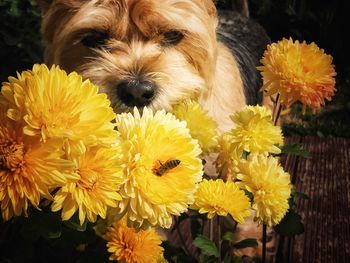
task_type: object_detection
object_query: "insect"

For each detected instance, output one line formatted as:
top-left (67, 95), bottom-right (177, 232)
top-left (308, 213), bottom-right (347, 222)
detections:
top-left (153, 159), bottom-right (181, 176)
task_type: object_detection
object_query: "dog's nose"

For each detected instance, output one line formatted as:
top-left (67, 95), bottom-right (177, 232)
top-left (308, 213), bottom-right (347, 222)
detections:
top-left (117, 79), bottom-right (156, 107)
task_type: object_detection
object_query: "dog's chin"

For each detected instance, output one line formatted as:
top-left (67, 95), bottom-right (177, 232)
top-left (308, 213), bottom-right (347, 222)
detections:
top-left (110, 99), bottom-right (156, 114)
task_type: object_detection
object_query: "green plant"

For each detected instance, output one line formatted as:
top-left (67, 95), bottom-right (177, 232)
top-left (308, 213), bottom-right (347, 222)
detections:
top-left (0, 0), bottom-right (43, 82)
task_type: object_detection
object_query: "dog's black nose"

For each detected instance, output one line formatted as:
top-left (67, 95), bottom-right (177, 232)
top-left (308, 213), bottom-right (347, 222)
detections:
top-left (117, 79), bottom-right (156, 107)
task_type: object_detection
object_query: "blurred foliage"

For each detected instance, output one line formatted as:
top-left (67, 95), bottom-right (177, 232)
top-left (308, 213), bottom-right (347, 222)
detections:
top-left (0, 208), bottom-right (109, 263)
top-left (282, 102), bottom-right (350, 138)
top-left (0, 0), bottom-right (43, 82)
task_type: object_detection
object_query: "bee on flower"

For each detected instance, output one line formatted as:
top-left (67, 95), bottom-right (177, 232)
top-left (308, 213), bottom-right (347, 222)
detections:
top-left (115, 107), bottom-right (203, 229)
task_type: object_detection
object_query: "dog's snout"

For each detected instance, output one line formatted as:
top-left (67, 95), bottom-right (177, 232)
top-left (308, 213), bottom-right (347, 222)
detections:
top-left (117, 79), bottom-right (156, 107)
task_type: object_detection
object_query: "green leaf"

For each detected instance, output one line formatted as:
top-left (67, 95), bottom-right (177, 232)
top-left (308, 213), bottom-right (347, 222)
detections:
top-left (280, 144), bottom-right (311, 158)
top-left (292, 190), bottom-right (309, 200)
top-left (241, 151), bottom-right (250, 160)
top-left (233, 238), bottom-right (258, 249)
top-left (63, 213), bottom-right (88, 232)
top-left (224, 254), bottom-right (231, 263)
top-left (21, 210), bottom-right (62, 240)
top-left (200, 254), bottom-right (219, 263)
top-left (193, 235), bottom-right (219, 258)
top-left (162, 241), bottom-right (193, 263)
top-left (223, 254), bottom-right (243, 263)
top-left (243, 189), bottom-right (254, 204)
top-left (222, 231), bottom-right (234, 242)
top-left (276, 210), bottom-right (304, 237)
top-left (288, 197), bottom-right (295, 208)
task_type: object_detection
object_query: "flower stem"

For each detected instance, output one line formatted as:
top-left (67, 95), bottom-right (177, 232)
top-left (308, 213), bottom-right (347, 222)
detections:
top-left (209, 217), bottom-right (214, 241)
top-left (272, 93), bottom-right (282, 125)
top-left (272, 93), bottom-right (280, 117)
top-left (274, 103), bottom-right (282, 126)
top-left (262, 224), bottom-right (267, 263)
top-left (217, 216), bottom-right (222, 262)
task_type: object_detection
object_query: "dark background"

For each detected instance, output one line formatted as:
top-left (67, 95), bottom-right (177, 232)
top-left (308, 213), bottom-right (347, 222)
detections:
top-left (0, 0), bottom-right (349, 136)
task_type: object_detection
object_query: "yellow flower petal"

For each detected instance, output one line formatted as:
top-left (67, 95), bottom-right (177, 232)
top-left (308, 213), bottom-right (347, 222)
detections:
top-left (191, 179), bottom-right (251, 224)
top-left (1, 64), bottom-right (118, 152)
top-left (237, 154), bottom-right (292, 226)
top-left (115, 107), bottom-right (203, 229)
top-left (0, 104), bottom-right (76, 220)
top-left (229, 105), bottom-right (283, 155)
top-left (105, 219), bottom-right (164, 263)
top-left (172, 100), bottom-right (218, 155)
top-left (52, 145), bottom-right (124, 225)
top-left (258, 38), bottom-right (336, 111)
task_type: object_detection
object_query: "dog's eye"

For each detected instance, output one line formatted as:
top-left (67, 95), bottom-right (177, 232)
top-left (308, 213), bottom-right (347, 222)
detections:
top-left (81, 31), bottom-right (109, 48)
top-left (162, 31), bottom-right (184, 46)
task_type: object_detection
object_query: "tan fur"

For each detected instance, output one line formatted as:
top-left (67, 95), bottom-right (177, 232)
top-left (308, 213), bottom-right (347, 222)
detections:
top-left (39, 0), bottom-right (245, 132)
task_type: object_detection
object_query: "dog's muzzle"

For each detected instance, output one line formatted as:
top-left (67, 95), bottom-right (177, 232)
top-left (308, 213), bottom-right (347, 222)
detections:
top-left (116, 78), bottom-right (156, 107)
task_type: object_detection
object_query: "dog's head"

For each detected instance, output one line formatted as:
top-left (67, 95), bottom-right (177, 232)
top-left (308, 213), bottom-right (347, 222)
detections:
top-left (37, 0), bottom-right (219, 113)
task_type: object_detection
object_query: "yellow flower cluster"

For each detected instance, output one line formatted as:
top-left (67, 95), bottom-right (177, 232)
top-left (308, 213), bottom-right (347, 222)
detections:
top-left (214, 134), bottom-right (241, 180)
top-left (228, 105), bottom-right (283, 155)
top-left (0, 104), bottom-right (75, 220)
top-left (213, 105), bottom-right (291, 226)
top-left (105, 217), bottom-right (164, 263)
top-left (115, 107), bottom-right (203, 229)
top-left (237, 155), bottom-right (292, 226)
top-left (1, 36), bottom-right (334, 260)
top-left (0, 64), bottom-right (123, 223)
top-left (172, 100), bottom-right (218, 155)
top-left (258, 38), bottom-right (336, 112)
top-left (191, 179), bottom-right (250, 223)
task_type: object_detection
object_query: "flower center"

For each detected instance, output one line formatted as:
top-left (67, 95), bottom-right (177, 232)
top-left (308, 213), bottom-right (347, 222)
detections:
top-left (255, 189), bottom-right (267, 202)
top-left (77, 168), bottom-right (98, 191)
top-left (0, 142), bottom-right (25, 171)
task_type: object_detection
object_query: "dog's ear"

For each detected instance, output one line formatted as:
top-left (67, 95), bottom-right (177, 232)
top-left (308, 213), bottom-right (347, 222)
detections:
top-left (36, 0), bottom-right (53, 13)
top-left (201, 0), bottom-right (217, 18)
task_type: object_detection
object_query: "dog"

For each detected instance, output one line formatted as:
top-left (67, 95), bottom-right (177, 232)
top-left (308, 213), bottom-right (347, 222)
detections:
top-left (36, 0), bottom-right (273, 260)
top-left (36, 0), bottom-right (269, 133)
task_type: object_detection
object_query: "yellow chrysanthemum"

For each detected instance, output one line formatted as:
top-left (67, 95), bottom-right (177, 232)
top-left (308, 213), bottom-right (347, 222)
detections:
top-left (0, 104), bottom-right (76, 220)
top-left (258, 38), bottom-right (336, 111)
top-left (52, 145), bottom-right (124, 225)
top-left (229, 105), bottom-right (283, 154)
top-left (1, 64), bottom-right (117, 154)
top-left (172, 100), bottom-right (218, 155)
top-left (236, 155), bottom-right (292, 226)
top-left (115, 108), bottom-right (203, 229)
top-left (214, 134), bottom-right (241, 181)
top-left (191, 179), bottom-right (251, 224)
top-left (105, 218), bottom-right (164, 263)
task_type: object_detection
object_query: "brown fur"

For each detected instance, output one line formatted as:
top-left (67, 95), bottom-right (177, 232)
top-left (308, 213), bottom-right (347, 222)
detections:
top-left (38, 0), bottom-right (246, 132)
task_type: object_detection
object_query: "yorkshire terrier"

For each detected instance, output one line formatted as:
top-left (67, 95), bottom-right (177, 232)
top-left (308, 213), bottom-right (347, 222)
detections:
top-left (37, 0), bottom-right (272, 260)
top-left (36, 0), bottom-right (269, 132)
